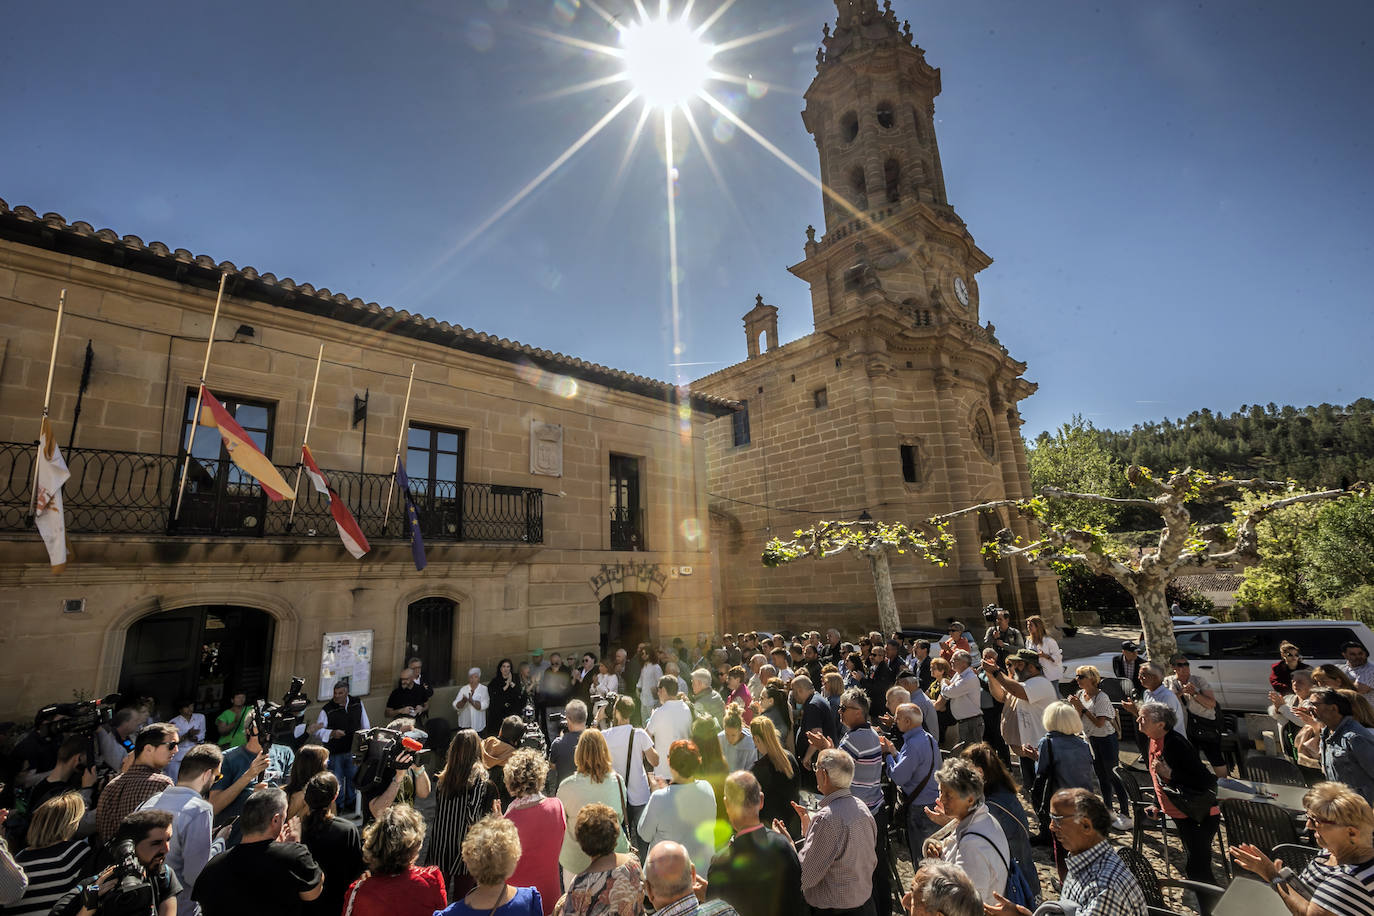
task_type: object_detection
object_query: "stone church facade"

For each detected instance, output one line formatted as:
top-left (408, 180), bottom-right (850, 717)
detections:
top-left (695, 0), bottom-right (1061, 633)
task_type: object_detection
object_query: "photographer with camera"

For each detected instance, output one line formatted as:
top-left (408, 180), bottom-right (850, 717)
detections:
top-left (358, 720), bottom-right (432, 825)
top-left (28, 735), bottom-right (99, 818)
top-left (51, 809), bottom-right (181, 916)
top-left (191, 787), bottom-right (323, 916)
top-left (208, 711), bottom-right (294, 846)
top-left (95, 723), bottom-right (178, 844)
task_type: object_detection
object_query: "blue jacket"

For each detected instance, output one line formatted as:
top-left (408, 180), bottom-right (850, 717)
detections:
top-left (1033, 732), bottom-right (1097, 814)
top-left (887, 725), bottom-right (941, 806)
top-left (1322, 716), bottom-right (1374, 798)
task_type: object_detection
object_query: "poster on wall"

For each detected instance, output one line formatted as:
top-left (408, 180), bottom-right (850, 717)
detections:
top-left (318, 629), bottom-right (374, 700)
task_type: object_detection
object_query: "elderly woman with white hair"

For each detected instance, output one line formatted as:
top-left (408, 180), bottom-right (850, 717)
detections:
top-left (921, 758), bottom-right (1009, 905)
top-left (1025, 701), bottom-right (1098, 877)
top-left (1137, 700), bottom-right (1220, 886)
top-left (454, 667), bottom-right (489, 734)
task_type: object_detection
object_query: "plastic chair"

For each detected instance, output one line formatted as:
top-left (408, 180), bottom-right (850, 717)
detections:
top-left (1115, 764), bottom-right (1170, 867)
top-left (1271, 843), bottom-right (1323, 874)
top-left (1118, 845), bottom-right (1227, 916)
top-left (1221, 797), bottom-right (1301, 861)
top-left (1244, 754), bottom-right (1307, 787)
top-left (1219, 713), bottom-right (1249, 774)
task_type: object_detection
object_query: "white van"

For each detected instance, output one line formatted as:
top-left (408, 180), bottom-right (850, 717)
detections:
top-left (1062, 618), bottom-right (1374, 713)
top-left (1173, 619), bottom-right (1374, 712)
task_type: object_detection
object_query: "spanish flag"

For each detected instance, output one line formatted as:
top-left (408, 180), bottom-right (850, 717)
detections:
top-left (34, 417), bottom-right (70, 572)
top-left (302, 444), bottom-right (369, 559)
top-left (198, 387), bottom-right (293, 500)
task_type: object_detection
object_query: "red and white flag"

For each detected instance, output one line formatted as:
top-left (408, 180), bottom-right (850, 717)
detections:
top-left (301, 444), bottom-right (370, 559)
top-left (34, 417), bottom-right (70, 572)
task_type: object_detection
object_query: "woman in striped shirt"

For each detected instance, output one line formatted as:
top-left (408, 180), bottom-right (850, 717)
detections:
top-left (10, 793), bottom-right (95, 916)
top-left (1232, 781), bottom-right (1374, 916)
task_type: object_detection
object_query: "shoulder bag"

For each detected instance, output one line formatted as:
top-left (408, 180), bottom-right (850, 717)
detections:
top-left (894, 731), bottom-right (939, 825)
top-left (967, 830), bottom-right (1036, 908)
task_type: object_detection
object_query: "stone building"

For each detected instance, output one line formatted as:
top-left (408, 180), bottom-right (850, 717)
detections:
top-left (695, 0), bottom-right (1061, 633)
top-left (0, 200), bottom-right (731, 722)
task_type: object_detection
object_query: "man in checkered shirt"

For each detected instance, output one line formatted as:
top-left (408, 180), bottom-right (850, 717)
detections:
top-left (986, 788), bottom-right (1146, 916)
top-left (95, 722), bottom-right (179, 843)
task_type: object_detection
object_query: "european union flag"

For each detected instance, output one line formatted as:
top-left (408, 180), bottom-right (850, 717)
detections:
top-left (395, 462), bottom-right (427, 571)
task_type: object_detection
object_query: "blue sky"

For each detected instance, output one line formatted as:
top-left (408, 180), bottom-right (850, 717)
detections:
top-left (4, 0), bottom-right (1371, 437)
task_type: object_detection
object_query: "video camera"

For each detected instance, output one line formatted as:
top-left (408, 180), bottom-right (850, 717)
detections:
top-left (80, 837), bottom-right (157, 916)
top-left (38, 697), bottom-right (114, 739)
top-left (352, 726), bottom-right (427, 793)
top-left (254, 676), bottom-right (309, 750)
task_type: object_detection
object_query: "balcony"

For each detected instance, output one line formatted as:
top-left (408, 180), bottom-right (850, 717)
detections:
top-left (609, 506), bottom-right (645, 551)
top-left (0, 441), bottom-right (542, 545)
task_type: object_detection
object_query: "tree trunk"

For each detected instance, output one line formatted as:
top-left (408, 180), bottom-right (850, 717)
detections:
top-left (1136, 580), bottom-right (1177, 662)
top-left (868, 549), bottom-right (903, 635)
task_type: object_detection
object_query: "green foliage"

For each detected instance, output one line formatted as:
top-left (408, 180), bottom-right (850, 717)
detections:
top-left (1166, 580), bottom-right (1215, 615)
top-left (1027, 416), bottom-right (1128, 529)
top-left (1320, 585), bottom-right (1374, 626)
top-left (1056, 564), bottom-right (1130, 614)
top-left (1301, 496), bottom-right (1374, 602)
top-left (762, 518), bottom-right (956, 568)
top-left (1085, 399), bottom-right (1374, 492)
top-left (1231, 493), bottom-right (1374, 617)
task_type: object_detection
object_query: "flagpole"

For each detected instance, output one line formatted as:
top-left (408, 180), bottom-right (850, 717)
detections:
top-left (173, 272), bottom-right (228, 522)
top-left (286, 343), bottom-right (325, 530)
top-left (382, 363), bottom-right (417, 530)
top-left (29, 288), bottom-right (66, 518)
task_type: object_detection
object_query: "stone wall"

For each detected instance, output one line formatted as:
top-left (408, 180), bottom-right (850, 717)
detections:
top-left (0, 239), bottom-right (719, 720)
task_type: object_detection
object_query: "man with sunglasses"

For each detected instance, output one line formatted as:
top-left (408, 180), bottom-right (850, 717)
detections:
top-left (95, 721), bottom-right (179, 842)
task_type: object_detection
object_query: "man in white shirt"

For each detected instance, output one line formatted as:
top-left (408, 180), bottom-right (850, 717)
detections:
top-left (936, 650), bottom-right (985, 745)
top-left (452, 666), bottom-right (488, 732)
top-left (984, 649), bottom-right (1057, 790)
top-left (140, 744), bottom-right (223, 916)
top-left (645, 675), bottom-right (694, 780)
top-left (602, 695), bottom-right (660, 852)
top-left (1123, 662), bottom-right (1186, 737)
top-left (1342, 641), bottom-right (1374, 695)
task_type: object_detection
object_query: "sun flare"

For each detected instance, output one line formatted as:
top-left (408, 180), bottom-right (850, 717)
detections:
top-left (620, 15), bottom-right (715, 110)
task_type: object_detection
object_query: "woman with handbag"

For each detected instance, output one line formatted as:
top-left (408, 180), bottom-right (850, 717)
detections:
top-left (555, 729), bottom-right (632, 887)
top-left (1026, 702), bottom-right (1098, 879)
top-left (1165, 655), bottom-right (1229, 777)
top-left (1137, 700), bottom-right (1220, 885)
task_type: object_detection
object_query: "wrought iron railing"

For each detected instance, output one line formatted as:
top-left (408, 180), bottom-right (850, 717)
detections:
top-left (609, 506), bottom-right (645, 551)
top-left (0, 441), bottom-right (542, 544)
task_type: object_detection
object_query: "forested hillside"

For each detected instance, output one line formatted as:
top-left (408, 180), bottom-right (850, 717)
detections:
top-left (1085, 399), bottom-right (1374, 489)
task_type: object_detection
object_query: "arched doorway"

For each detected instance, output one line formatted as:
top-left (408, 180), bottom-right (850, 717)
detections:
top-left (405, 597), bottom-right (456, 687)
top-left (599, 592), bottom-right (654, 660)
top-left (119, 606), bottom-right (275, 715)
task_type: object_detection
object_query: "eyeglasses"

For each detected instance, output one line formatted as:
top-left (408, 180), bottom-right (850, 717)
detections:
top-left (1306, 814), bottom-right (1337, 827)
top-left (1048, 813), bottom-right (1080, 824)
top-left (1074, 674), bottom-right (1091, 680)
top-left (1283, 652), bottom-right (1300, 658)
top-left (162, 741), bottom-right (180, 750)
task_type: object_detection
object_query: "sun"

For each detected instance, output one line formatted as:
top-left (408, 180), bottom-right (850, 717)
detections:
top-left (620, 15), bottom-right (714, 110)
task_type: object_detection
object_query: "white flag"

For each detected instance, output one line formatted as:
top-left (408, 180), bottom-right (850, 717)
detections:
top-left (34, 417), bottom-right (70, 572)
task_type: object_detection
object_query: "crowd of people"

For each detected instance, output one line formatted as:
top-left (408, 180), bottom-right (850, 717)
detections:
top-left (1, 618), bottom-right (1373, 916)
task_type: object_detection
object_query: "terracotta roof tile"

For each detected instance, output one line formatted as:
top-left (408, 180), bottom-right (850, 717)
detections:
top-left (0, 196), bottom-right (739, 415)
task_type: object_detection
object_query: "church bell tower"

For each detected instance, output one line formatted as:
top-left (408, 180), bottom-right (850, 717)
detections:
top-left (791, 0), bottom-right (991, 347)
